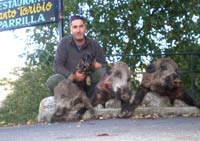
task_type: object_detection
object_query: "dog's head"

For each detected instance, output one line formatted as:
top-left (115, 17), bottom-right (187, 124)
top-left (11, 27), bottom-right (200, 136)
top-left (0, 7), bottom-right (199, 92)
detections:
top-left (76, 53), bottom-right (95, 75)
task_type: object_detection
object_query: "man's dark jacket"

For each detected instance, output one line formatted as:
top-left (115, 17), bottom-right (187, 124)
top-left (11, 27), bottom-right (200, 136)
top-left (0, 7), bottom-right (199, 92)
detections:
top-left (53, 35), bottom-right (107, 77)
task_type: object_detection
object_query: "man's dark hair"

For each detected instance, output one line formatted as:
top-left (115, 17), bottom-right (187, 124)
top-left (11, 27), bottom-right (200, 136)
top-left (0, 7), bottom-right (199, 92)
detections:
top-left (69, 15), bottom-right (86, 24)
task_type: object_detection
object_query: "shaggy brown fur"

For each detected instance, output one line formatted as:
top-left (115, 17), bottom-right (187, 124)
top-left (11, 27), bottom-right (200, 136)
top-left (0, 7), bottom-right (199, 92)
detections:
top-left (53, 79), bottom-right (94, 121)
top-left (130, 57), bottom-right (200, 112)
top-left (92, 61), bottom-right (132, 117)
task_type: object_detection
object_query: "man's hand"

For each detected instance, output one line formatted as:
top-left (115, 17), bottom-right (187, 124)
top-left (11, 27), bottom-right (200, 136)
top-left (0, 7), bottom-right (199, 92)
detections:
top-left (73, 70), bottom-right (86, 82)
top-left (92, 60), bottom-right (102, 69)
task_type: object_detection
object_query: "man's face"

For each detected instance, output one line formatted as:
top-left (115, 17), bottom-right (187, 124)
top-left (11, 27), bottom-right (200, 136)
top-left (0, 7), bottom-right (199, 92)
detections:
top-left (70, 19), bottom-right (86, 41)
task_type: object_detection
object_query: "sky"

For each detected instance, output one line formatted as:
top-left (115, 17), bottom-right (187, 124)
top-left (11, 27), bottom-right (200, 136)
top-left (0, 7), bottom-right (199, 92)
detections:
top-left (0, 28), bottom-right (27, 103)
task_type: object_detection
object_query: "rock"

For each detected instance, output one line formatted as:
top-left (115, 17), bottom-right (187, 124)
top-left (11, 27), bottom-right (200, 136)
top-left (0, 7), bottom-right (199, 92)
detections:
top-left (82, 110), bottom-right (94, 120)
top-left (174, 99), bottom-right (189, 107)
top-left (141, 92), bottom-right (171, 107)
top-left (37, 93), bottom-right (199, 123)
top-left (105, 99), bottom-right (121, 108)
top-left (94, 104), bottom-right (104, 110)
top-left (37, 96), bottom-right (56, 123)
top-left (140, 92), bottom-right (190, 107)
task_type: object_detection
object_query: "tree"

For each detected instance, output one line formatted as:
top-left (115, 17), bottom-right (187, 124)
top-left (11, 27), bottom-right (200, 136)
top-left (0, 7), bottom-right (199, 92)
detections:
top-left (25, 0), bottom-right (200, 69)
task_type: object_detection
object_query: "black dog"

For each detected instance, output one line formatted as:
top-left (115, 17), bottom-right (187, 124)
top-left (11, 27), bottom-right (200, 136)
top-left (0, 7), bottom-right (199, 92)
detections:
top-left (68, 52), bottom-right (95, 85)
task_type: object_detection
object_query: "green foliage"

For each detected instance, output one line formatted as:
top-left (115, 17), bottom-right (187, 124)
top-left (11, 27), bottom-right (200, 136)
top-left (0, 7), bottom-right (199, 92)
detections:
top-left (0, 66), bottom-right (53, 124)
top-left (21, 25), bottom-right (58, 68)
top-left (0, 0), bottom-right (199, 124)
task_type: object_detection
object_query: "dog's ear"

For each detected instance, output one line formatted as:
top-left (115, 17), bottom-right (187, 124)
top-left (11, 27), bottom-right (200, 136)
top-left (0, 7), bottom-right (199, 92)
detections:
top-left (76, 59), bottom-right (84, 69)
top-left (82, 52), bottom-right (95, 65)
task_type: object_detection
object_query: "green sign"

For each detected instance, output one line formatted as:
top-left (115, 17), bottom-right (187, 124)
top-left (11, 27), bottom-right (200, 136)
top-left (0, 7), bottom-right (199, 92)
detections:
top-left (0, 0), bottom-right (59, 31)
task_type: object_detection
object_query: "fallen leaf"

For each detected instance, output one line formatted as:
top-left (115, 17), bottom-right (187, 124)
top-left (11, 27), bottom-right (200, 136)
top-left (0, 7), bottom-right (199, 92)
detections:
top-left (96, 133), bottom-right (111, 136)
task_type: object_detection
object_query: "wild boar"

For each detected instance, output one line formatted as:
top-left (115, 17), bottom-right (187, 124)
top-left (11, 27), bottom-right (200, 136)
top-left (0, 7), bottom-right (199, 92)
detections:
top-left (92, 61), bottom-right (132, 117)
top-left (130, 57), bottom-right (200, 112)
top-left (53, 79), bottom-right (94, 121)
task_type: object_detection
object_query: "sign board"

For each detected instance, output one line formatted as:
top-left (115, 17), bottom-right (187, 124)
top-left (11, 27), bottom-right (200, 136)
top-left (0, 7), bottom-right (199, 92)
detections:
top-left (0, 0), bottom-right (59, 31)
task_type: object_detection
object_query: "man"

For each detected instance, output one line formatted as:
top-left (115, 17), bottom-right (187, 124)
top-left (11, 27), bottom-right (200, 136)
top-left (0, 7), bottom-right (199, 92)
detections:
top-left (46, 15), bottom-right (107, 98)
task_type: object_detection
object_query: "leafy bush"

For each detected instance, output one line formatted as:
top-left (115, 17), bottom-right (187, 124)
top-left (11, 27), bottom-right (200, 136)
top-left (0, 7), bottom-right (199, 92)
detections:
top-left (0, 66), bottom-right (53, 124)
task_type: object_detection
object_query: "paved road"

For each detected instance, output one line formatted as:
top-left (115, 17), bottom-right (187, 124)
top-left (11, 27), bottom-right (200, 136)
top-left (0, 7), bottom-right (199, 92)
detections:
top-left (0, 117), bottom-right (200, 141)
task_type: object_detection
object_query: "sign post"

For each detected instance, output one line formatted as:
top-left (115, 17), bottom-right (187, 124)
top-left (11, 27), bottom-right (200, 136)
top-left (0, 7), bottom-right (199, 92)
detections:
top-left (58, 0), bottom-right (64, 41)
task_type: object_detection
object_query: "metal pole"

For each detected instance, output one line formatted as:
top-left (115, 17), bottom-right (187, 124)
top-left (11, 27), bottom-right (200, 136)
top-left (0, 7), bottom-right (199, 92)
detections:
top-left (191, 54), bottom-right (195, 96)
top-left (58, 0), bottom-right (64, 41)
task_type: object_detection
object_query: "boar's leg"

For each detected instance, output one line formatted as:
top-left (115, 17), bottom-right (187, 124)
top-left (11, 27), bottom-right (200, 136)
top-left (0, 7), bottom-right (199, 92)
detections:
top-left (74, 107), bottom-right (87, 120)
top-left (118, 100), bottom-right (132, 118)
top-left (90, 88), bottom-right (99, 106)
top-left (74, 93), bottom-right (95, 120)
top-left (115, 88), bottom-right (132, 118)
top-left (82, 96), bottom-right (95, 115)
top-left (175, 89), bottom-right (200, 109)
top-left (130, 85), bottom-right (150, 111)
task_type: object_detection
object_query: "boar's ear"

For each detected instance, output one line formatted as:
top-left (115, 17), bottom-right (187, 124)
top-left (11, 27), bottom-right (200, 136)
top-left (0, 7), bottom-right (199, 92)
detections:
top-left (145, 63), bottom-right (156, 73)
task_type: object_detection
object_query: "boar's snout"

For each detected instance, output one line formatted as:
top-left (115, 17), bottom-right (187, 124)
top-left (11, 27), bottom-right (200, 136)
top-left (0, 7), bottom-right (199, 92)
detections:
top-left (164, 73), bottom-right (182, 89)
top-left (121, 94), bottom-right (130, 101)
top-left (116, 87), bottom-right (131, 101)
top-left (55, 101), bottom-right (67, 117)
top-left (55, 106), bottom-right (66, 117)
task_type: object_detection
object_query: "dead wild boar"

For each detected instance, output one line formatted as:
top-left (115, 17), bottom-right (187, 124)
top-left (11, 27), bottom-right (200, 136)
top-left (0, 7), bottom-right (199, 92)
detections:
top-left (53, 79), bottom-right (94, 121)
top-left (130, 57), bottom-right (200, 112)
top-left (92, 61), bottom-right (132, 117)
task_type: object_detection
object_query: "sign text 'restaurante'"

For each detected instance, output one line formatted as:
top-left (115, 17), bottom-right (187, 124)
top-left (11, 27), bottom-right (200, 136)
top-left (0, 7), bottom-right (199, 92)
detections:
top-left (0, 0), bottom-right (58, 31)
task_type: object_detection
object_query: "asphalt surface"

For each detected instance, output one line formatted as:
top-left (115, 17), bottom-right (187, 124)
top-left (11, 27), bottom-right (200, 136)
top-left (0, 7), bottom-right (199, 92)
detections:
top-left (0, 117), bottom-right (200, 141)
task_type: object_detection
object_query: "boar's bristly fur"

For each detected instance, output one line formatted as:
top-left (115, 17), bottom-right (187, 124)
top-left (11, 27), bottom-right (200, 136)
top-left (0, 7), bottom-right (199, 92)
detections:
top-left (130, 57), bottom-right (200, 112)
